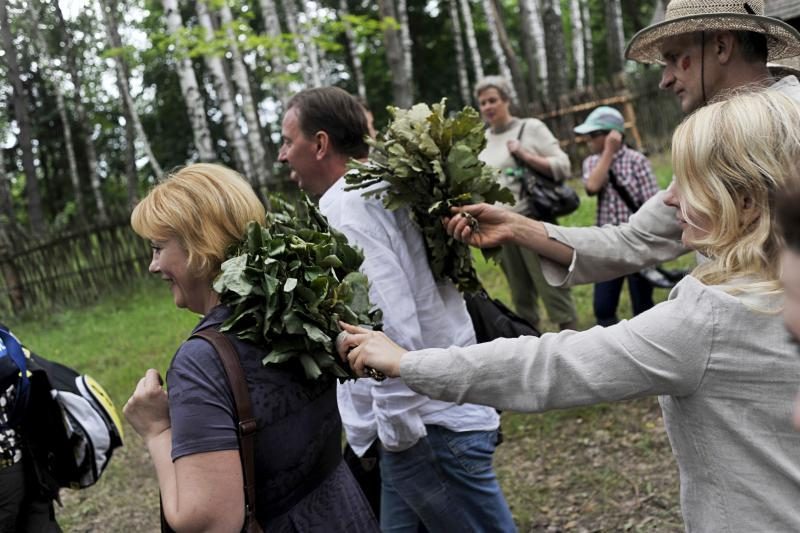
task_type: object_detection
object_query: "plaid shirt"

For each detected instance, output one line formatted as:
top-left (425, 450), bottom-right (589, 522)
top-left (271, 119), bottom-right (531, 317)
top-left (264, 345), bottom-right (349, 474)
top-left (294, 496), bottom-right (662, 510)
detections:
top-left (582, 145), bottom-right (659, 226)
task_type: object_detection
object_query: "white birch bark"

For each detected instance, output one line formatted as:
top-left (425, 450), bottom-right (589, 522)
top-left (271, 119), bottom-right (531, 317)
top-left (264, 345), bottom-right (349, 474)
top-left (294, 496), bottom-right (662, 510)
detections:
top-left (31, 15), bottom-right (89, 223)
top-left (98, 0), bottom-right (164, 180)
top-left (161, 0), bottom-right (216, 162)
top-left (524, 0), bottom-right (548, 98)
top-left (481, 0), bottom-right (516, 101)
top-left (196, 0), bottom-right (254, 180)
top-left (605, 0), bottom-right (625, 74)
top-left (569, 0), bottom-right (585, 89)
top-left (448, 0), bottom-right (471, 105)
top-left (218, 1), bottom-right (271, 192)
top-left (396, 0), bottom-right (413, 82)
top-left (378, 0), bottom-right (413, 107)
top-left (517, 0), bottom-right (539, 101)
top-left (581, 0), bottom-right (594, 87)
top-left (458, 0), bottom-right (484, 81)
top-left (283, 0), bottom-right (320, 87)
top-left (339, 0), bottom-right (366, 100)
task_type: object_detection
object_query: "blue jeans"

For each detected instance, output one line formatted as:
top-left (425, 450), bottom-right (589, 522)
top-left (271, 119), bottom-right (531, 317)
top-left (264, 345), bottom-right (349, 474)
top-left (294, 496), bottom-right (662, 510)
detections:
top-left (593, 273), bottom-right (654, 327)
top-left (378, 425), bottom-right (516, 533)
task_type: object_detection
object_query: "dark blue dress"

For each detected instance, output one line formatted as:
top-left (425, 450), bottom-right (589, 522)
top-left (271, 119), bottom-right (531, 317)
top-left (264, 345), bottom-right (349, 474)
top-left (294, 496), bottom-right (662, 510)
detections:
top-left (167, 306), bottom-right (377, 532)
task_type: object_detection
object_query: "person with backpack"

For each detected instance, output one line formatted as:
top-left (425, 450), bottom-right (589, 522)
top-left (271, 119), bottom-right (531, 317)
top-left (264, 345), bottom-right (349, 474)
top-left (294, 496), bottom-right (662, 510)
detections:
top-left (575, 106), bottom-right (659, 326)
top-left (124, 163), bottom-right (377, 532)
top-left (0, 327), bottom-right (60, 533)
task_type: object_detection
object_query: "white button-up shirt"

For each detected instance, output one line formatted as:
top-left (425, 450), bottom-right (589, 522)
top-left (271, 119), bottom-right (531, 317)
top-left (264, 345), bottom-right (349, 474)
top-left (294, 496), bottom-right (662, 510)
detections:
top-left (320, 177), bottom-right (499, 454)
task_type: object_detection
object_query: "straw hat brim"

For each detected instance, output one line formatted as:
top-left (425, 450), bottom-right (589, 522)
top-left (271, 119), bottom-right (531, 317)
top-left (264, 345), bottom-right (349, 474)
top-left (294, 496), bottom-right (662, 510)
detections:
top-left (625, 13), bottom-right (800, 64)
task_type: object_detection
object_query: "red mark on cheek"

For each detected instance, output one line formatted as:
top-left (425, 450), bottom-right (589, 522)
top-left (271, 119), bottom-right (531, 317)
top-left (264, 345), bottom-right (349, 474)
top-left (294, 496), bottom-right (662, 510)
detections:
top-left (681, 56), bottom-right (691, 71)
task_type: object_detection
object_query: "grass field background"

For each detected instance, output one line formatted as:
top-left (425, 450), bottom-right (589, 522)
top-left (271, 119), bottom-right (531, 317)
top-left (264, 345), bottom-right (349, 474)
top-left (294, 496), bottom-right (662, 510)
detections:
top-left (8, 152), bottom-right (691, 531)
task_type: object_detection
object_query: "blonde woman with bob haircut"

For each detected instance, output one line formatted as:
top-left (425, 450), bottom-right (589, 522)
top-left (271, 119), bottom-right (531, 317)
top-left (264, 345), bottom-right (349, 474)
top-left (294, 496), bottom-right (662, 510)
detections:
top-left (338, 90), bottom-right (800, 531)
top-left (124, 163), bottom-right (377, 532)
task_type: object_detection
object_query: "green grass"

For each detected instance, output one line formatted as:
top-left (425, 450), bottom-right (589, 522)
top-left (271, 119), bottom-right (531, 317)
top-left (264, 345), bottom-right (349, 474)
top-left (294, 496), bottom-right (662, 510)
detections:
top-left (8, 151), bottom-right (686, 530)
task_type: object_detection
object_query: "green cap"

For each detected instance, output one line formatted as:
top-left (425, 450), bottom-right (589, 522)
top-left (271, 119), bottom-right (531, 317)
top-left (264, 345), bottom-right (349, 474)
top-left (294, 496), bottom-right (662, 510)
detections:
top-left (574, 106), bottom-right (625, 135)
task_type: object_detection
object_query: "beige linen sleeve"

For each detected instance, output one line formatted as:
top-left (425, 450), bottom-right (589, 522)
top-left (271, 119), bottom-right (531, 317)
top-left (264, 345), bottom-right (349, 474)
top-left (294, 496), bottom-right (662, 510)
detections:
top-left (523, 118), bottom-right (571, 182)
top-left (399, 278), bottom-right (713, 412)
top-left (539, 190), bottom-right (689, 287)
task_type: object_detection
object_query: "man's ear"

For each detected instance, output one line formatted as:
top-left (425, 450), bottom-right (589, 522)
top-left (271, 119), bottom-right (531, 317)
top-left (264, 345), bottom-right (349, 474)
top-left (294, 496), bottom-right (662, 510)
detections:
top-left (314, 131), bottom-right (330, 160)
top-left (714, 31), bottom-right (736, 65)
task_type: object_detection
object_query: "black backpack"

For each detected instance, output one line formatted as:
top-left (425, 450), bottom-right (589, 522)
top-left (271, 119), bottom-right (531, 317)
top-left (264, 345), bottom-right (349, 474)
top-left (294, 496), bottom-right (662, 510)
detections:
top-left (0, 327), bottom-right (124, 498)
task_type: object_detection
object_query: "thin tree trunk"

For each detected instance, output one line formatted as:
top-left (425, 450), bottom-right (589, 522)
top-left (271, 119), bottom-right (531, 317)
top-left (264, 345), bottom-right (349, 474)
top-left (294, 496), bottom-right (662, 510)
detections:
top-left (458, 0), bottom-right (483, 81)
top-left (523, 0), bottom-right (548, 100)
top-left (218, 1), bottom-right (271, 194)
top-left (98, 0), bottom-right (164, 181)
top-left (581, 0), bottom-right (594, 86)
top-left (257, 0), bottom-right (288, 101)
top-left (480, 0), bottom-right (517, 102)
top-left (30, 10), bottom-right (88, 225)
top-left (541, 0), bottom-right (567, 101)
top-left (52, 0), bottom-right (103, 221)
top-left (161, 0), bottom-right (216, 162)
top-left (0, 0), bottom-right (45, 233)
top-left (490, 0), bottom-right (528, 108)
top-left (339, 0), bottom-right (366, 100)
top-left (448, 0), bottom-right (471, 106)
top-left (569, 0), bottom-right (585, 89)
top-left (283, 0), bottom-right (320, 87)
top-left (0, 149), bottom-right (14, 224)
top-left (396, 0), bottom-right (413, 83)
top-left (377, 0), bottom-right (413, 107)
top-left (605, 0), bottom-right (625, 75)
top-left (517, 0), bottom-right (540, 103)
top-left (124, 114), bottom-right (138, 209)
top-left (195, 0), bottom-right (254, 180)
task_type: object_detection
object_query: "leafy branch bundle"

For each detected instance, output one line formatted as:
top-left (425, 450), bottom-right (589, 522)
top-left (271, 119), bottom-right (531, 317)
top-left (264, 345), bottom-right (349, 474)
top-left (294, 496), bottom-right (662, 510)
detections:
top-left (345, 99), bottom-right (513, 293)
top-left (213, 195), bottom-right (381, 381)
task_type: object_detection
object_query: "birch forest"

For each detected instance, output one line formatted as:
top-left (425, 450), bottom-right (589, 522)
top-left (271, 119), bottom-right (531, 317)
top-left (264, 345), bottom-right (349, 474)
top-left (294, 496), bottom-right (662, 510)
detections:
top-left (0, 0), bottom-right (660, 236)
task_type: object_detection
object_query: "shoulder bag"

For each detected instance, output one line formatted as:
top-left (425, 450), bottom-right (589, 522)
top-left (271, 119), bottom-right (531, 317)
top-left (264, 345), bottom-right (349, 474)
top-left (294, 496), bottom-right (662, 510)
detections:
top-left (463, 287), bottom-right (540, 343)
top-left (510, 121), bottom-right (580, 221)
top-left (161, 328), bottom-right (263, 533)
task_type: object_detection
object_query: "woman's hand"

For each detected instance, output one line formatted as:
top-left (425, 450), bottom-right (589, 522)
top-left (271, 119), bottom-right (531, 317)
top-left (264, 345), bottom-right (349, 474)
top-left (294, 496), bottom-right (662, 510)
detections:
top-left (336, 322), bottom-right (407, 379)
top-left (506, 139), bottom-right (521, 155)
top-left (443, 203), bottom-right (515, 248)
top-left (124, 368), bottom-right (171, 442)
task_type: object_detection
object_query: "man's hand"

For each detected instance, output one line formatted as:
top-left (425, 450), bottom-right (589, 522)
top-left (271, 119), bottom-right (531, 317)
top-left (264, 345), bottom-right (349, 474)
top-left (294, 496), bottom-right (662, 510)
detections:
top-left (604, 130), bottom-right (623, 153)
top-left (443, 203), bottom-right (515, 248)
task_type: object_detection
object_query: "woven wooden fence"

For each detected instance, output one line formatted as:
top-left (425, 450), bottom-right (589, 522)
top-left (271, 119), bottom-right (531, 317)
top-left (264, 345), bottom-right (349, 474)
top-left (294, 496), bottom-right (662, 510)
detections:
top-left (0, 221), bottom-right (151, 316)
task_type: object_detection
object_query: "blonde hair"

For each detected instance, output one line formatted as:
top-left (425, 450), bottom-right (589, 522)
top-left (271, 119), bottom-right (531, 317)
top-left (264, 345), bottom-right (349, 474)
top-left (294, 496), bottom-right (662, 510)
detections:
top-left (671, 89), bottom-right (800, 293)
top-left (131, 163), bottom-right (265, 279)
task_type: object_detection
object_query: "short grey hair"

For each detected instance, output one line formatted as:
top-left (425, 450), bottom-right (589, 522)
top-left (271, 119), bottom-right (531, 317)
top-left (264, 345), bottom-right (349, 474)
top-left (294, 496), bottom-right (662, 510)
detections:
top-left (474, 75), bottom-right (513, 102)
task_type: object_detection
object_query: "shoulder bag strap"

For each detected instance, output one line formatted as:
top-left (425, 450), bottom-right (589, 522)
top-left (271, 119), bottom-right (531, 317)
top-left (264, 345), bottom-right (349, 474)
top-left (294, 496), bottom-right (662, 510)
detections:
top-left (192, 329), bottom-right (261, 533)
top-left (606, 167), bottom-right (641, 213)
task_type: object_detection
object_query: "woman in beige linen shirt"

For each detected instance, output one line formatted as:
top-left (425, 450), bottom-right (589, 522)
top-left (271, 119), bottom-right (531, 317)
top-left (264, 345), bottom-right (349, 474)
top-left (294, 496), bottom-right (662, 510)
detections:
top-left (338, 90), bottom-right (800, 531)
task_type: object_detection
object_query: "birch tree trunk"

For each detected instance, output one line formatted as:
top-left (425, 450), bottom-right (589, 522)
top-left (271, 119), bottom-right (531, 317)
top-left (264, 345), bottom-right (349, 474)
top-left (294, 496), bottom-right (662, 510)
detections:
top-left (196, 0), bottom-right (254, 181)
top-left (605, 0), bottom-right (625, 75)
top-left (581, 0), bottom-right (594, 87)
top-left (161, 0), bottom-right (216, 162)
top-left (480, 0), bottom-right (517, 102)
top-left (339, 0), bottom-right (366, 100)
top-left (523, 0), bottom-right (548, 100)
top-left (541, 0), bottom-right (568, 102)
top-left (448, 0), bottom-right (471, 106)
top-left (569, 0), bottom-right (585, 89)
top-left (283, 0), bottom-right (320, 87)
top-left (257, 0), bottom-right (288, 100)
top-left (98, 0), bottom-right (164, 181)
top-left (30, 11), bottom-right (88, 225)
top-left (377, 0), bottom-right (413, 107)
top-left (0, 149), bottom-right (15, 225)
top-left (517, 0), bottom-right (540, 102)
top-left (0, 150), bottom-right (24, 312)
top-left (0, 0), bottom-right (45, 233)
top-left (52, 0), bottom-right (104, 219)
top-left (218, 1), bottom-right (271, 193)
top-left (396, 0), bottom-right (413, 83)
top-left (458, 0), bottom-right (483, 81)
top-left (490, 0), bottom-right (528, 108)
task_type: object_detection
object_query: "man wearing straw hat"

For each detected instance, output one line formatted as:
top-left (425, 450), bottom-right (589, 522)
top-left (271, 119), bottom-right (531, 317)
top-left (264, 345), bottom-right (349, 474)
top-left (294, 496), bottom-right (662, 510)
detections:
top-left (448, 0), bottom-right (800, 289)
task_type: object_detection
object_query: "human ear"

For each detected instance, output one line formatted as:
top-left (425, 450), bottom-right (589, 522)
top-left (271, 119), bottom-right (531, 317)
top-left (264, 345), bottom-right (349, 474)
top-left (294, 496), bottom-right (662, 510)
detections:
top-left (314, 131), bottom-right (329, 160)
top-left (715, 31), bottom-right (735, 65)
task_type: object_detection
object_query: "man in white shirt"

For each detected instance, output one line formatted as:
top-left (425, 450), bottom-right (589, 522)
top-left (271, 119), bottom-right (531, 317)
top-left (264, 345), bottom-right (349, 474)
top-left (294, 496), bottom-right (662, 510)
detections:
top-left (278, 87), bottom-right (515, 532)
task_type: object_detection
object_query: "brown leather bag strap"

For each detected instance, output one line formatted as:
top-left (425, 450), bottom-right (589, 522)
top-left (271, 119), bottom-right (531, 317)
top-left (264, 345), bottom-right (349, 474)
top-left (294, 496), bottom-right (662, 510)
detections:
top-left (192, 329), bottom-right (262, 533)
